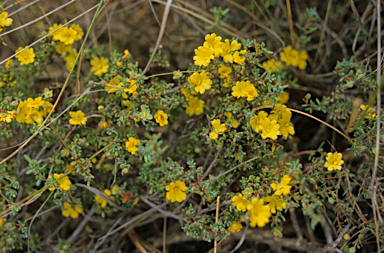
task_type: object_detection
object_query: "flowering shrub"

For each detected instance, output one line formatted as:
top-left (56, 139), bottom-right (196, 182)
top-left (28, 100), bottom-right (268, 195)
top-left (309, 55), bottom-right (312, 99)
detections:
top-left (0, 2), bottom-right (383, 252)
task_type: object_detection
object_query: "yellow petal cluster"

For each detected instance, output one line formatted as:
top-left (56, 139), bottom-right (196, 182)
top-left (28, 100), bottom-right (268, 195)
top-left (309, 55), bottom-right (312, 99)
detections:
top-left (270, 175), bottom-right (292, 196)
top-left (324, 152), bottom-right (344, 171)
top-left (231, 81), bottom-right (258, 101)
top-left (154, 110), bottom-right (169, 126)
top-left (231, 193), bottom-right (250, 212)
top-left (95, 189), bottom-right (112, 208)
top-left (188, 71), bottom-right (212, 94)
top-left (62, 202), bottom-right (83, 219)
top-left (228, 222), bottom-right (242, 233)
top-left (262, 59), bottom-right (282, 73)
top-left (69, 110), bottom-right (87, 126)
top-left (185, 96), bottom-right (204, 116)
top-left (90, 57), bottom-right (109, 77)
top-left (0, 12), bottom-right (13, 27)
top-left (165, 181), bottom-right (188, 202)
top-left (247, 198), bottom-right (271, 227)
top-left (209, 119), bottom-right (227, 140)
top-left (280, 46), bottom-right (308, 70)
top-left (48, 173), bottom-right (72, 191)
top-left (15, 47), bottom-right (35, 65)
top-left (16, 97), bottom-right (54, 126)
top-left (126, 137), bottom-right (140, 154)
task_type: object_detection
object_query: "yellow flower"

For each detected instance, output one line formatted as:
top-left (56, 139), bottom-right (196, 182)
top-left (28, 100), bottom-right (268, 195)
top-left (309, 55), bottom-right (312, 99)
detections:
top-left (126, 137), bottom-right (140, 154)
top-left (26, 97), bottom-right (45, 108)
top-left (15, 47), bottom-right (35, 65)
top-left (262, 59), bottom-right (282, 73)
top-left (62, 202), bottom-right (83, 219)
top-left (360, 105), bottom-right (377, 119)
top-left (221, 39), bottom-right (242, 63)
top-left (263, 195), bottom-right (286, 214)
top-left (64, 48), bottom-right (78, 70)
top-left (250, 111), bottom-right (268, 132)
top-left (25, 109), bottom-right (43, 125)
top-left (259, 118), bottom-right (280, 139)
top-left (247, 198), bottom-right (271, 227)
top-left (0, 111), bottom-right (16, 123)
top-left (116, 61), bottom-right (122, 67)
top-left (0, 12), bottom-right (13, 27)
top-left (233, 50), bottom-right (246, 65)
top-left (40, 101), bottom-right (54, 117)
top-left (188, 71), bottom-right (212, 94)
top-left (69, 110), bottom-right (87, 126)
top-left (209, 119), bottom-right (227, 140)
top-left (57, 27), bottom-right (77, 45)
top-left (71, 24), bottom-right (84, 41)
top-left (277, 92), bottom-right (289, 104)
top-left (203, 33), bottom-right (223, 57)
top-left (55, 42), bottom-right (72, 54)
top-left (124, 49), bottom-right (130, 56)
top-left (228, 222), bottom-right (242, 233)
top-left (232, 81), bottom-right (257, 101)
top-left (90, 57), bottom-right (109, 77)
top-left (124, 79), bottom-right (138, 94)
top-left (154, 110), bottom-right (169, 126)
top-left (95, 189), bottom-right (112, 208)
top-left (16, 101), bottom-right (31, 123)
top-left (5, 59), bottom-right (12, 68)
top-left (185, 96), bottom-right (204, 116)
top-left (165, 181), bottom-right (188, 202)
top-left (48, 23), bottom-right (63, 41)
top-left (270, 175), bottom-right (292, 196)
top-left (106, 76), bottom-right (123, 93)
top-left (231, 193), bottom-right (250, 212)
top-left (193, 46), bottom-right (214, 66)
top-left (269, 104), bottom-right (292, 121)
top-left (324, 152), bottom-right (344, 171)
top-left (278, 117), bottom-right (295, 137)
top-left (218, 65), bottom-right (232, 78)
top-left (48, 173), bottom-right (72, 191)
top-left (0, 218), bottom-right (3, 227)
top-left (280, 46), bottom-right (308, 69)
top-left (225, 112), bottom-right (239, 128)
top-left (222, 76), bottom-right (231, 87)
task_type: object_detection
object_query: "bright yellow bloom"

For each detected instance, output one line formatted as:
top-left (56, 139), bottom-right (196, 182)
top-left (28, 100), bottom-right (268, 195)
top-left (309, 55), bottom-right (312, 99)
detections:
top-left (271, 175), bottom-right (292, 196)
top-left (106, 76), bottom-right (123, 93)
top-left (360, 105), bottom-right (377, 119)
top-left (232, 81), bottom-right (257, 101)
top-left (324, 152), bottom-right (344, 171)
top-left (228, 222), bottom-right (242, 233)
top-left (280, 46), bottom-right (308, 69)
top-left (64, 48), bottom-right (78, 70)
top-left (95, 189), bottom-right (112, 208)
top-left (48, 23), bottom-right (63, 40)
top-left (0, 111), bottom-right (16, 123)
top-left (154, 110), bottom-right (168, 126)
top-left (188, 71), bottom-right (212, 94)
top-left (116, 61), bottom-right (122, 67)
top-left (278, 117), bottom-right (295, 137)
top-left (277, 92), bottom-right (289, 104)
top-left (71, 24), bottom-right (84, 41)
top-left (193, 46), bottom-right (214, 66)
top-left (247, 198), bottom-right (271, 227)
top-left (57, 27), bottom-right (77, 45)
top-left (26, 97), bottom-right (45, 108)
top-left (165, 181), bottom-right (188, 202)
top-left (185, 96), bottom-right (204, 116)
top-left (0, 12), bottom-right (13, 27)
top-left (250, 111), bottom-right (268, 132)
top-left (90, 57), bottom-right (109, 77)
top-left (62, 202), bottom-right (83, 219)
top-left (55, 42), bottom-right (72, 54)
top-left (221, 39), bottom-right (242, 63)
top-left (233, 50), bottom-right (246, 65)
top-left (69, 110), bottom-right (87, 126)
top-left (225, 112), bottom-right (239, 128)
top-left (49, 173), bottom-right (72, 191)
top-left (126, 137), bottom-right (140, 154)
top-left (259, 118), bottom-right (280, 139)
top-left (25, 109), bottom-right (43, 125)
top-left (209, 119), bottom-right (227, 140)
top-left (99, 122), bottom-right (108, 129)
top-left (262, 59), bottom-right (282, 73)
top-left (16, 101), bottom-right (30, 123)
top-left (232, 193), bottom-right (250, 212)
top-left (5, 59), bottom-right (12, 68)
top-left (203, 33), bottom-right (223, 57)
top-left (124, 79), bottom-right (138, 94)
top-left (0, 218), bottom-right (3, 227)
top-left (15, 47), bottom-right (35, 65)
top-left (124, 49), bottom-right (130, 57)
top-left (263, 195), bottom-right (286, 214)
top-left (218, 65), bottom-right (232, 78)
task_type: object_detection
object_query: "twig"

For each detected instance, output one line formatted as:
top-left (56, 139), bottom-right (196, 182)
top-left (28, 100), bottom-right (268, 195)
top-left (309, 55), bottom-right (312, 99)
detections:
top-left (229, 223), bottom-right (249, 253)
top-left (289, 208), bottom-right (303, 240)
top-left (332, 223), bottom-right (351, 247)
top-left (214, 196), bottom-right (220, 253)
top-left (285, 0), bottom-right (295, 47)
top-left (163, 215), bottom-right (167, 253)
top-left (140, 197), bottom-right (184, 221)
top-left (68, 206), bottom-right (96, 243)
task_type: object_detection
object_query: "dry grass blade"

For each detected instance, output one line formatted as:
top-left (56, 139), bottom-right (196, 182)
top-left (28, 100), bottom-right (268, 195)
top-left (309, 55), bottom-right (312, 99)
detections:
top-left (76, 183), bottom-right (124, 211)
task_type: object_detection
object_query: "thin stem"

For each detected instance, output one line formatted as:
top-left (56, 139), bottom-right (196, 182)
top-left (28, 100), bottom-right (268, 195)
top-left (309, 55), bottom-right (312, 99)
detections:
top-left (12, 2), bottom-right (31, 43)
